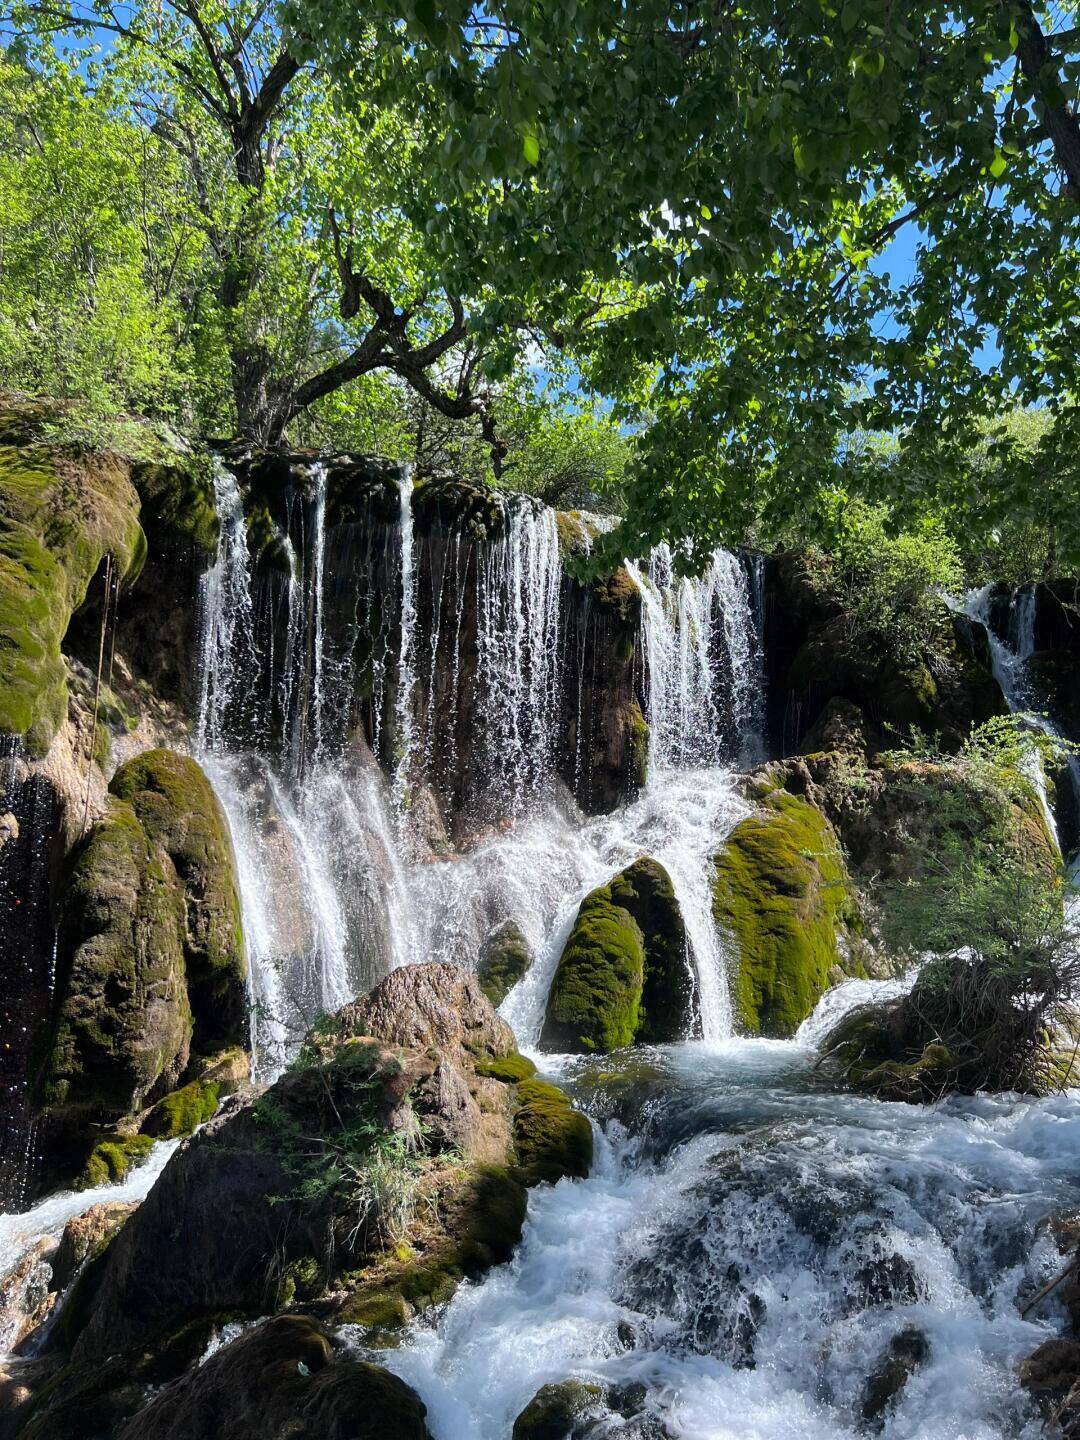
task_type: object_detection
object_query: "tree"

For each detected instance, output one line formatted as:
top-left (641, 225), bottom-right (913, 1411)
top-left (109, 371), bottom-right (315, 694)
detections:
top-left (293, 0), bottom-right (1080, 564)
top-left (1, 1), bottom-right (565, 454)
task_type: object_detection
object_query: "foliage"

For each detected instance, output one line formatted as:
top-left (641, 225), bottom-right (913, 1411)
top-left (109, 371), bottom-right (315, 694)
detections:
top-left (883, 840), bottom-right (1079, 1093)
top-left (293, 0), bottom-right (1080, 566)
top-left (802, 498), bottom-right (964, 665)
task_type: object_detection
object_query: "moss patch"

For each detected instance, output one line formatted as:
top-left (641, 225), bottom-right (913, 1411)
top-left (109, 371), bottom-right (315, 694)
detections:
top-left (0, 437), bottom-right (144, 753)
top-left (36, 797), bottom-right (193, 1127)
top-left (76, 1132), bottom-right (156, 1190)
top-left (713, 790), bottom-right (866, 1037)
top-left (110, 749), bottom-right (247, 1051)
top-left (512, 1077), bottom-right (593, 1185)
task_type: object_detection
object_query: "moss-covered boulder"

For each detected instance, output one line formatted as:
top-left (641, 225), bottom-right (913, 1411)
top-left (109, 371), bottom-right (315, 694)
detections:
top-left (33, 749), bottom-right (247, 1180)
top-left (478, 920), bottom-right (534, 1008)
top-left (0, 431), bottom-right (144, 755)
top-left (540, 858), bottom-right (696, 1053)
top-left (36, 798), bottom-right (193, 1130)
top-left (114, 1314), bottom-right (433, 1440)
top-left (712, 789), bottom-right (868, 1037)
top-left (109, 749), bottom-right (246, 1052)
top-left (512, 1380), bottom-right (605, 1439)
top-left (138, 1046), bottom-right (248, 1141)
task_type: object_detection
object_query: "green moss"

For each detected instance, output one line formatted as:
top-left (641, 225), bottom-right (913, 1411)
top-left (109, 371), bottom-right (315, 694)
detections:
top-left (541, 857), bottom-right (694, 1053)
top-left (512, 1076), bottom-right (593, 1185)
top-left (542, 894), bottom-right (645, 1052)
top-left (110, 748), bottom-right (247, 1051)
top-left (474, 1053), bottom-right (538, 1084)
top-left (76, 1132), bottom-right (155, 1190)
top-left (0, 436), bottom-right (144, 754)
top-left (142, 1078), bottom-right (219, 1139)
top-left (36, 797), bottom-right (193, 1126)
top-left (477, 921), bottom-right (533, 1008)
top-left (131, 453), bottom-right (218, 558)
top-left (712, 790), bottom-right (866, 1037)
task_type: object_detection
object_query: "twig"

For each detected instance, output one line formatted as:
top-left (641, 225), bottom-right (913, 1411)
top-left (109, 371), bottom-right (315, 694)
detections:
top-left (1021, 1255), bottom-right (1079, 1317)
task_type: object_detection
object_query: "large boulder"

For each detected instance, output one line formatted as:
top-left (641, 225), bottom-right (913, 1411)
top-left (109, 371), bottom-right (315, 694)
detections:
top-left (48, 965), bottom-right (588, 1377)
top-left (541, 858), bottom-right (696, 1053)
top-left (33, 749), bottom-right (247, 1186)
top-left (115, 1315), bottom-right (432, 1440)
top-left (712, 787), bottom-right (869, 1037)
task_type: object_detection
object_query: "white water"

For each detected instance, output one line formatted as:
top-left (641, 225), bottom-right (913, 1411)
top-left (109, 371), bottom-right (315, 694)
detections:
top-left (378, 980), bottom-right (1079, 1440)
top-left (962, 585), bottom-right (1080, 855)
top-left (393, 466), bottom-right (419, 823)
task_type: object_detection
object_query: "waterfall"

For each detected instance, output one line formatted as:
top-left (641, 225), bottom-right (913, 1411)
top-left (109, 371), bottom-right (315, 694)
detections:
top-left (627, 545), bottom-right (764, 770)
top-left (962, 585), bottom-right (1078, 855)
top-left (473, 500), bottom-right (563, 809)
top-left (392, 467), bottom-right (418, 821)
top-left (309, 461), bottom-right (328, 766)
top-left (195, 462), bottom-right (256, 755)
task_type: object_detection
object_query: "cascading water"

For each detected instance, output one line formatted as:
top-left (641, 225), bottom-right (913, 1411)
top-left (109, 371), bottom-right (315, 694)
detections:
top-left (962, 584), bottom-right (1080, 858)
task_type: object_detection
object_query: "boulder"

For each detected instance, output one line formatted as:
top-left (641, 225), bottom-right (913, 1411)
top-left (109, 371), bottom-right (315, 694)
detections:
top-left (49, 965), bottom-right (587, 1374)
top-left (115, 1314), bottom-right (432, 1440)
top-left (862, 1326), bottom-right (930, 1427)
top-left (108, 750), bottom-right (246, 1052)
top-left (541, 858), bottom-right (696, 1053)
top-left (33, 749), bottom-right (247, 1182)
top-left (712, 788), bottom-right (869, 1037)
top-left (512, 1380), bottom-right (605, 1439)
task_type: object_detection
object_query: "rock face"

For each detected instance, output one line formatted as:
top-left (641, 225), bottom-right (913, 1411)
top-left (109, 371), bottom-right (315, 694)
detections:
top-left (712, 786), bottom-right (868, 1037)
top-left (33, 748), bottom-right (246, 1183)
top-left (541, 858), bottom-right (696, 1053)
top-left (225, 449), bottom-right (646, 835)
top-left (47, 965), bottom-right (588, 1380)
top-left (763, 551), bottom-right (1004, 755)
top-left (114, 1315), bottom-right (432, 1440)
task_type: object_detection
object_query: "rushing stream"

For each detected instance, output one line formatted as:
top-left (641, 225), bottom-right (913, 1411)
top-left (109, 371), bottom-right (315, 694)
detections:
top-left (2, 468), bottom-right (1077, 1440)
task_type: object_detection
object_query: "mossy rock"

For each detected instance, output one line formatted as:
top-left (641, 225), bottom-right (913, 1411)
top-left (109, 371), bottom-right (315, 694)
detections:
top-left (75, 1133), bottom-right (156, 1191)
top-left (541, 858), bottom-right (696, 1053)
top-left (0, 438), bottom-right (144, 754)
top-left (110, 749), bottom-right (247, 1051)
top-left (512, 1076), bottom-right (593, 1185)
top-left (139, 1046), bottom-right (248, 1140)
top-left (512, 1380), bottom-right (605, 1440)
top-left (712, 790), bottom-right (867, 1037)
top-left (35, 797), bottom-right (193, 1128)
top-left (338, 1162), bottom-right (529, 1338)
top-left (35, 749), bottom-right (247, 1160)
top-left (478, 920), bottom-right (533, 1008)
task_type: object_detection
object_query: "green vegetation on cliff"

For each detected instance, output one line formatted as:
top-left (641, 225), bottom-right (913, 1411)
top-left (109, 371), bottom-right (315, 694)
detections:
top-left (712, 789), bottom-right (866, 1038)
top-left (477, 921), bottom-right (533, 1009)
top-left (541, 857), bottom-right (694, 1053)
top-left (0, 431), bottom-right (144, 753)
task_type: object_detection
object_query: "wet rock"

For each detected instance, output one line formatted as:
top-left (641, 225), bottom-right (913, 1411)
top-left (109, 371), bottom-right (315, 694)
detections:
top-left (33, 749), bottom-right (248, 1187)
top-left (115, 1314), bottom-right (432, 1440)
top-left (51, 1202), bottom-right (137, 1296)
top-left (478, 920), bottom-right (534, 1008)
top-left (512, 1379), bottom-right (605, 1439)
top-left (712, 786), bottom-right (870, 1037)
top-left (850, 1254), bottom-right (925, 1311)
top-left (862, 1325), bottom-right (929, 1426)
top-left (0, 1239), bottom-right (57, 1353)
top-left (339, 960), bottom-right (516, 1064)
top-left (541, 858), bottom-right (696, 1053)
top-left (1021, 1337), bottom-right (1080, 1434)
